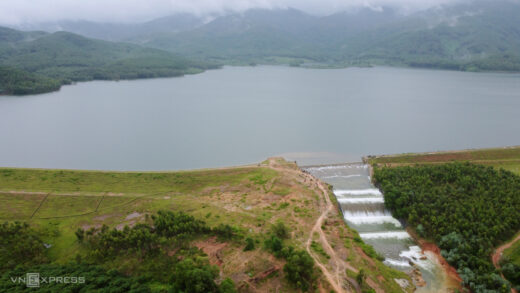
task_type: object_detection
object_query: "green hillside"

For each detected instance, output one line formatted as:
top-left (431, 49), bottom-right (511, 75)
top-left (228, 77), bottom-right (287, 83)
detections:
top-left (0, 27), bottom-right (218, 95)
top-left (350, 1), bottom-right (520, 71)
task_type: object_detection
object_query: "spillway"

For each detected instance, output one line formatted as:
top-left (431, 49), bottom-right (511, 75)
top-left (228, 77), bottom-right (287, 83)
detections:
top-left (305, 163), bottom-right (445, 292)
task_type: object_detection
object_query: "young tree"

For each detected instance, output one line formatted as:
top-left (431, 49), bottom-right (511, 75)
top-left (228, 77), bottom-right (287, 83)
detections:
top-left (271, 221), bottom-right (289, 239)
top-left (283, 250), bottom-right (315, 291)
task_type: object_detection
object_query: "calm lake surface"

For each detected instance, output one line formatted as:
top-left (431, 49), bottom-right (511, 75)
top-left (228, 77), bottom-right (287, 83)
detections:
top-left (1, 66), bottom-right (519, 170)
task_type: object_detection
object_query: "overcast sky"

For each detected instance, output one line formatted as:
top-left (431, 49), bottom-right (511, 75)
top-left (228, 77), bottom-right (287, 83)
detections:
top-left (0, 0), bottom-right (469, 26)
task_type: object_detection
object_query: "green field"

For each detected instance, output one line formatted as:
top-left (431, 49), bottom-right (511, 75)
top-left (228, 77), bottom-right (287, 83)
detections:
top-left (0, 193), bottom-right (46, 219)
top-left (0, 167), bottom-right (266, 194)
top-left (0, 166), bottom-right (279, 263)
top-left (368, 146), bottom-right (520, 175)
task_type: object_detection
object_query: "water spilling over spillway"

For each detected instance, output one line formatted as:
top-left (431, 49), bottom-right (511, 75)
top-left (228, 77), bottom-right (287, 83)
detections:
top-left (305, 164), bottom-right (445, 292)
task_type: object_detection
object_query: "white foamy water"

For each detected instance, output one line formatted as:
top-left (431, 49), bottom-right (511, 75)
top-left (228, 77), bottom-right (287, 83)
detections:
top-left (345, 215), bottom-right (402, 226)
top-left (337, 197), bottom-right (385, 203)
top-left (384, 258), bottom-right (412, 267)
top-left (334, 188), bottom-right (382, 196)
top-left (306, 164), bottom-right (367, 171)
top-left (322, 174), bottom-right (362, 179)
top-left (360, 231), bottom-right (411, 239)
top-left (400, 246), bottom-right (435, 272)
top-left (343, 210), bottom-right (391, 217)
top-left (383, 247), bottom-right (434, 272)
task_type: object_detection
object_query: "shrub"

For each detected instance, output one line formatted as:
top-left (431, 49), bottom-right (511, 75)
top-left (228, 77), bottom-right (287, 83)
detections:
top-left (271, 221), bottom-right (289, 239)
top-left (283, 250), bottom-right (315, 291)
top-left (213, 224), bottom-right (235, 240)
top-left (244, 237), bottom-right (255, 251)
top-left (0, 221), bottom-right (47, 271)
top-left (264, 236), bottom-right (283, 254)
top-left (152, 210), bottom-right (209, 238)
top-left (85, 224), bottom-right (159, 259)
top-left (171, 257), bottom-right (219, 293)
top-left (219, 278), bottom-right (237, 293)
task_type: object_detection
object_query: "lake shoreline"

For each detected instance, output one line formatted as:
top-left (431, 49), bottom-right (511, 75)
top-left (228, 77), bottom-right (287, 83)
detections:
top-left (5, 62), bottom-right (520, 97)
top-left (3, 66), bottom-right (219, 96)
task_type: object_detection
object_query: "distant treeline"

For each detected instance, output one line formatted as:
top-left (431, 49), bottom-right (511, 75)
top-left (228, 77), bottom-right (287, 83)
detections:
top-left (404, 54), bottom-right (520, 72)
top-left (374, 163), bottom-right (520, 292)
top-left (0, 67), bottom-right (61, 95)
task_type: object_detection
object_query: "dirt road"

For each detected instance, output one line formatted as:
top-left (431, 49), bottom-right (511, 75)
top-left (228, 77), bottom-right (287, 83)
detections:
top-left (268, 159), bottom-right (351, 292)
top-left (492, 234), bottom-right (520, 293)
top-left (302, 171), bottom-right (352, 293)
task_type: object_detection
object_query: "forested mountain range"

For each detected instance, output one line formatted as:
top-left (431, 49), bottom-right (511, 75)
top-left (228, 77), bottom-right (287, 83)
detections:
top-left (16, 0), bottom-right (520, 71)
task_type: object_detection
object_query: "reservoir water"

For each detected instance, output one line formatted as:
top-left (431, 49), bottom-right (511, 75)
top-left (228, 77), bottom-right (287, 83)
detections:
top-left (1, 66), bottom-right (520, 170)
top-left (306, 164), bottom-right (445, 292)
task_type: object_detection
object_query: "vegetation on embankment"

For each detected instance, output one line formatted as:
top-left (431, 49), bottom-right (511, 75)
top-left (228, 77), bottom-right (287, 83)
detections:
top-left (503, 233), bottom-right (520, 266)
top-left (501, 232), bottom-right (520, 291)
top-left (373, 162), bottom-right (520, 292)
top-left (367, 146), bottom-right (520, 175)
top-left (0, 158), bottom-right (411, 292)
top-left (0, 26), bottom-right (218, 95)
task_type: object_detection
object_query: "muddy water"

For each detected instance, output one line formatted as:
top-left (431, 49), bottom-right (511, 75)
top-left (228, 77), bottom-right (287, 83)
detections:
top-left (306, 164), bottom-right (445, 292)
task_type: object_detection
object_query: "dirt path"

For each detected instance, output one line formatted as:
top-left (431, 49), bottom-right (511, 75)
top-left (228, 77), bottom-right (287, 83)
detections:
top-left (267, 160), bottom-right (350, 293)
top-left (304, 173), bottom-right (348, 293)
top-left (492, 233), bottom-right (520, 293)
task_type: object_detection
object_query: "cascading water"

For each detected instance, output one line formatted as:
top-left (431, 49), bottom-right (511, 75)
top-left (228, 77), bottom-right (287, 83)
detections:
top-left (305, 164), bottom-right (445, 292)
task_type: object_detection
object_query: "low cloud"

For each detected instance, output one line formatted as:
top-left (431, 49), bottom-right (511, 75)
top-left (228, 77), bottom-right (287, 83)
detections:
top-left (0, 0), bottom-right (470, 26)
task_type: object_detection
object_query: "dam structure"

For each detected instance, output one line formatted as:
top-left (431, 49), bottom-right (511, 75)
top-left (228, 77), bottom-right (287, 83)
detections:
top-left (305, 163), bottom-right (443, 291)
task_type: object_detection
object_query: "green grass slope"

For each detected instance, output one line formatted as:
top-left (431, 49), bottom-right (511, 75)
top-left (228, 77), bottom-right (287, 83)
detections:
top-left (368, 146), bottom-right (520, 175)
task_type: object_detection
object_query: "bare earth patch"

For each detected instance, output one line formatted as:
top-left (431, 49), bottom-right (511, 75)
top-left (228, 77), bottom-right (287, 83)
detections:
top-left (93, 214), bottom-right (113, 221)
top-left (194, 236), bottom-right (228, 266)
top-left (125, 212), bottom-right (142, 220)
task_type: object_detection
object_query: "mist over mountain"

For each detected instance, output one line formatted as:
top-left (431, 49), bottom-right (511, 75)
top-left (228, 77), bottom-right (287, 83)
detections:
top-left (0, 0), bottom-right (470, 26)
top-left (0, 0), bottom-right (518, 78)
top-left (15, 14), bottom-right (207, 42)
top-left (10, 0), bottom-right (519, 71)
